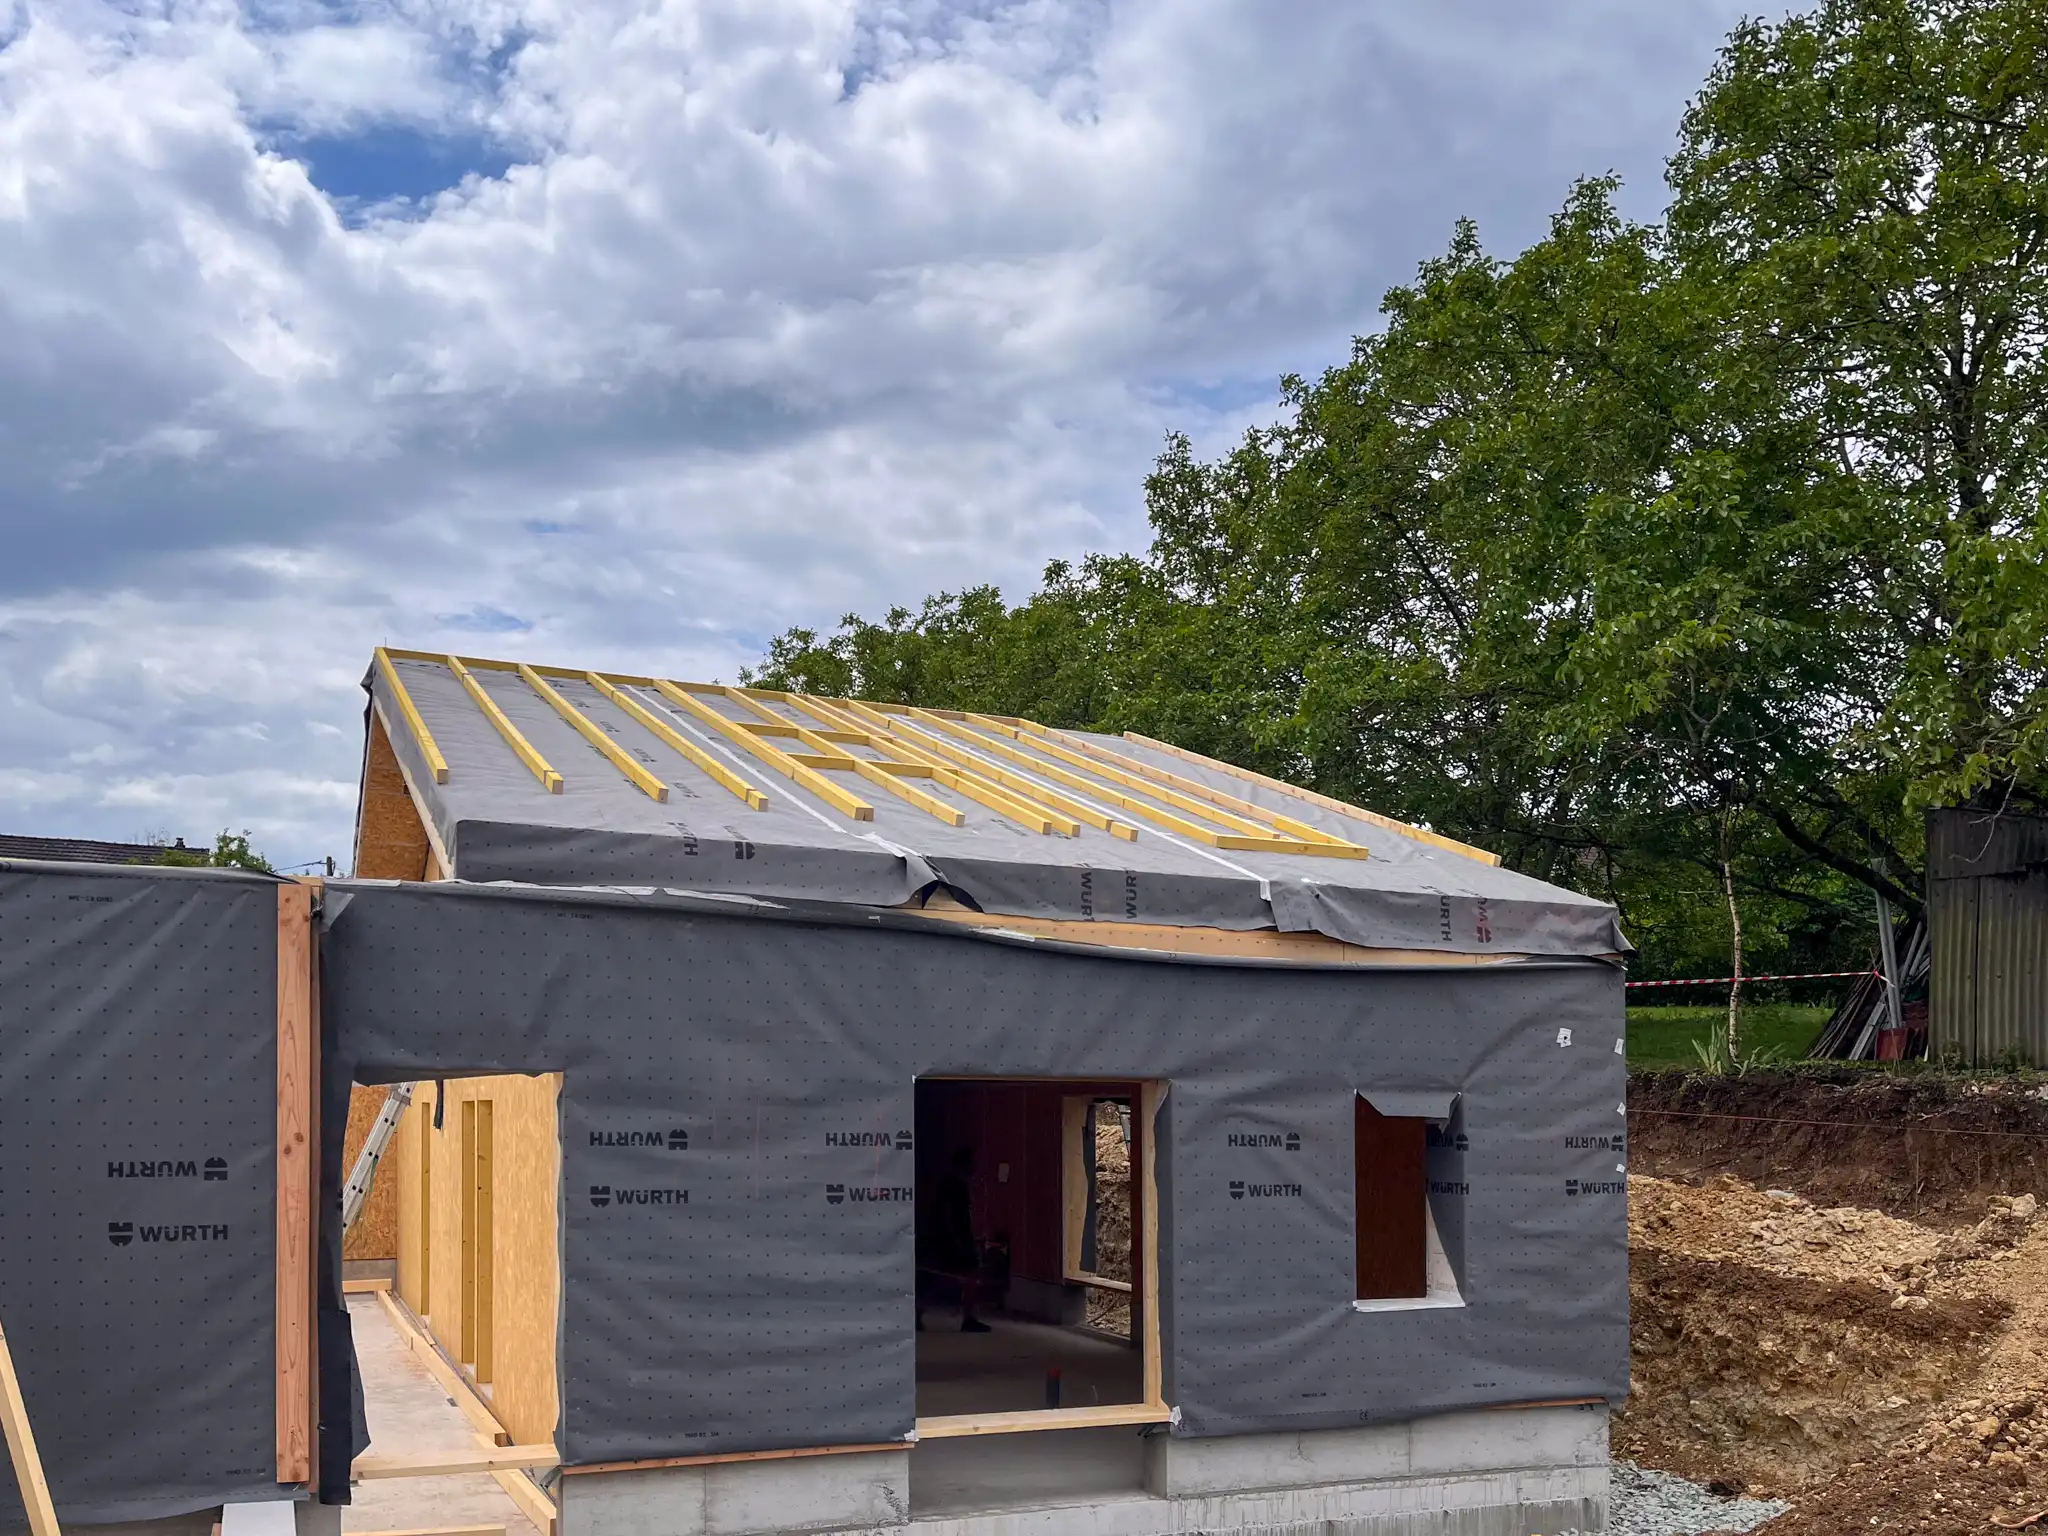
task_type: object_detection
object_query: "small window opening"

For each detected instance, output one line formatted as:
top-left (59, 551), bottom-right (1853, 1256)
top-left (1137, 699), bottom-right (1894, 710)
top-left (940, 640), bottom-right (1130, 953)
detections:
top-left (1354, 1094), bottom-right (1463, 1312)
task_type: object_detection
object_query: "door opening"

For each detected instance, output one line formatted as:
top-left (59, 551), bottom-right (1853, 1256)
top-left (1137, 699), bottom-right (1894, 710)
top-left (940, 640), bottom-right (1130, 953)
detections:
top-left (912, 1077), bottom-right (1166, 1436)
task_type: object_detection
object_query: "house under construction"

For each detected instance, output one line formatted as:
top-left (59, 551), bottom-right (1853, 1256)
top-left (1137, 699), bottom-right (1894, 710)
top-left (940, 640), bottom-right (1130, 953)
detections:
top-left (1, 647), bottom-right (1630, 1536)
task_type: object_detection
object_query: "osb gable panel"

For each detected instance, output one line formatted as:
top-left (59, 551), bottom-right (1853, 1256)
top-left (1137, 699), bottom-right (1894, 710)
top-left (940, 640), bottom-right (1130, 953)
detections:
top-left (355, 706), bottom-right (433, 881)
top-left (413, 1072), bottom-right (561, 1447)
top-left (342, 1083), bottom-right (399, 1260)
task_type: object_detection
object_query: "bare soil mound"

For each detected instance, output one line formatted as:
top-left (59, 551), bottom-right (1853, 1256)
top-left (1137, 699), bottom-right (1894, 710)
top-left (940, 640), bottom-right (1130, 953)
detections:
top-left (1630, 1070), bottom-right (2048, 1227)
top-left (1624, 1071), bottom-right (2048, 1533)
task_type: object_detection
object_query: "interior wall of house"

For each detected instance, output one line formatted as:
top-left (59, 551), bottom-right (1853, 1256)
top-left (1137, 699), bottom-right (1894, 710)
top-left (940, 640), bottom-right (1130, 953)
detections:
top-left (393, 1072), bottom-right (563, 1446)
top-left (913, 1081), bottom-right (1068, 1288)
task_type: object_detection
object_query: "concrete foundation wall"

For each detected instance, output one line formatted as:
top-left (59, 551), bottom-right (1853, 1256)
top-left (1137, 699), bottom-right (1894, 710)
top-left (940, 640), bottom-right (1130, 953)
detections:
top-left (556, 1406), bottom-right (1608, 1536)
top-left (559, 1450), bottom-right (912, 1536)
top-left (1147, 1404), bottom-right (1606, 1497)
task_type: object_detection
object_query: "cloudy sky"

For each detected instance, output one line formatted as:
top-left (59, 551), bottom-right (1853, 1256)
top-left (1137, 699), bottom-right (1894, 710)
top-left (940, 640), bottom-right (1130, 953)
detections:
top-left (0, 0), bottom-right (1759, 872)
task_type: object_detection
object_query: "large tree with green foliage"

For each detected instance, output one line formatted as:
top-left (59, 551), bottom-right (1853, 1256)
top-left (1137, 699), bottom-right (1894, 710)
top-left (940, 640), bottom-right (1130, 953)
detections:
top-left (750, 0), bottom-right (2048, 988)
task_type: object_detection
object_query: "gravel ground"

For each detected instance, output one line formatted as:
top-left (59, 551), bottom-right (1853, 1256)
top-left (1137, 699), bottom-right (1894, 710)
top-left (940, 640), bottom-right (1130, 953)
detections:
top-left (1564, 1460), bottom-right (1790, 1536)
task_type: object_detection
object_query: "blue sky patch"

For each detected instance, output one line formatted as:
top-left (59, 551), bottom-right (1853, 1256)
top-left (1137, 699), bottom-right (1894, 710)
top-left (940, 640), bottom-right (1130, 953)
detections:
top-left (281, 123), bottom-right (519, 215)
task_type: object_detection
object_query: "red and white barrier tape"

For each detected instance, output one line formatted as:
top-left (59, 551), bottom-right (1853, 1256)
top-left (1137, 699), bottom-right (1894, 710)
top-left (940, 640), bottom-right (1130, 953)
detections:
top-left (1624, 970), bottom-right (1882, 989)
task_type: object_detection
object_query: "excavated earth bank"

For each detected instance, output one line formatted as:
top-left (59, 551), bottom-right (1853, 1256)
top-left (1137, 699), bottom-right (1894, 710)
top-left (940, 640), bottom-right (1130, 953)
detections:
top-left (1626, 1071), bottom-right (2048, 1534)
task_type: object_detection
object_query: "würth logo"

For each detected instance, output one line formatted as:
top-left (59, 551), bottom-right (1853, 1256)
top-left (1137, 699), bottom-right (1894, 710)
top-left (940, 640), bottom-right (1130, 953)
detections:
top-left (826, 1185), bottom-right (913, 1203)
top-left (825, 1131), bottom-right (912, 1150)
top-left (108, 1158), bottom-right (221, 1180)
top-left (588, 1130), bottom-right (688, 1150)
top-left (109, 1222), bottom-right (228, 1245)
top-left (590, 1185), bottom-right (687, 1207)
top-left (1229, 1180), bottom-right (1245, 1199)
top-left (1239, 1182), bottom-right (1303, 1199)
top-left (1565, 1134), bottom-right (1625, 1154)
top-left (1565, 1179), bottom-right (1625, 1198)
top-left (1226, 1133), bottom-right (1302, 1150)
top-left (1426, 1126), bottom-right (1470, 1152)
top-left (1430, 1180), bottom-right (1471, 1197)
top-left (826, 1184), bottom-right (845, 1205)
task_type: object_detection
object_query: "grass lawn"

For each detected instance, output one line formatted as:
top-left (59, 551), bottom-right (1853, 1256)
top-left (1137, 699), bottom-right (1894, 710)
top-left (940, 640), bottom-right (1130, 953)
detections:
top-left (1625, 1003), bottom-right (1835, 1071)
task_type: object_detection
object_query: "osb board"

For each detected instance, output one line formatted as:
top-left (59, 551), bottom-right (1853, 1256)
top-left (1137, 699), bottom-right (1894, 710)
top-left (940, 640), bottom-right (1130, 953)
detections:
top-left (395, 1092), bottom-right (428, 1317)
top-left (406, 1073), bottom-right (562, 1447)
top-left (343, 1083), bottom-right (399, 1260)
top-left (354, 706), bottom-right (436, 881)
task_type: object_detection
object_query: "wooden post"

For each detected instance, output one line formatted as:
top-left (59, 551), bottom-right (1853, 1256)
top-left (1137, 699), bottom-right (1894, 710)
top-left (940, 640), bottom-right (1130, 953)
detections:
top-left (275, 882), bottom-right (315, 1484)
top-left (0, 1311), bottom-right (62, 1536)
top-left (1138, 1081), bottom-right (1164, 1409)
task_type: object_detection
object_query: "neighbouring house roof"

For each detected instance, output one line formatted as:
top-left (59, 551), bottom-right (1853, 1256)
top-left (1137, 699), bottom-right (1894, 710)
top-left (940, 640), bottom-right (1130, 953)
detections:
top-left (359, 647), bottom-right (1626, 958)
top-left (0, 834), bottom-right (192, 865)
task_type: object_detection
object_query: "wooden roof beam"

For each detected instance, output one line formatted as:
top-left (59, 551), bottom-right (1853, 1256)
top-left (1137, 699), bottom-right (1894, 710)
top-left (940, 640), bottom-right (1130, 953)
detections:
top-left (586, 673), bottom-right (768, 810)
top-left (976, 716), bottom-right (1369, 859)
top-left (884, 708), bottom-right (1141, 842)
top-left (373, 648), bottom-right (450, 785)
top-left (649, 681), bottom-right (875, 821)
top-left (448, 656), bottom-right (562, 794)
top-left (716, 688), bottom-right (965, 826)
top-left (518, 665), bottom-right (668, 802)
top-left (1014, 721), bottom-right (1366, 852)
top-left (822, 700), bottom-right (1081, 835)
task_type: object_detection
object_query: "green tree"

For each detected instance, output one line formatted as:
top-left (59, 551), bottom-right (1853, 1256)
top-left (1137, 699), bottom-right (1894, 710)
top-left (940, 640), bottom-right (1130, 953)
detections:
top-left (154, 830), bottom-right (276, 873)
top-left (1668, 0), bottom-right (2048, 809)
top-left (751, 0), bottom-right (2048, 1011)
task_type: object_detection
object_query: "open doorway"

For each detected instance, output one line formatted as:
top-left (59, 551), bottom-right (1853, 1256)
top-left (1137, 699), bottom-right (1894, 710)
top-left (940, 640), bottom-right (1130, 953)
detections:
top-left (912, 1077), bottom-right (1165, 1433)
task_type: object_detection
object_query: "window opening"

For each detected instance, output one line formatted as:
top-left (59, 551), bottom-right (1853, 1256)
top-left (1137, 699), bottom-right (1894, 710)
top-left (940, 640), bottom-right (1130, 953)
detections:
top-left (1355, 1093), bottom-right (1464, 1311)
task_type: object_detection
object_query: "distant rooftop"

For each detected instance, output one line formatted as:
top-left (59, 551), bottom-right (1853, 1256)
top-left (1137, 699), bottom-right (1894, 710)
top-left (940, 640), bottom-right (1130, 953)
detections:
top-left (0, 834), bottom-right (194, 866)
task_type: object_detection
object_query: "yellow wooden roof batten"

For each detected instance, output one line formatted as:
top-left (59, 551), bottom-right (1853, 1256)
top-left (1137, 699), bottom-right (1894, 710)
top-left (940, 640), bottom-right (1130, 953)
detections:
top-left (911, 712), bottom-right (1240, 846)
top-left (972, 715), bottom-right (1370, 860)
top-left (1024, 723), bottom-right (1366, 852)
top-left (717, 688), bottom-right (967, 827)
top-left (649, 681), bottom-right (875, 822)
top-left (812, 698), bottom-right (1082, 836)
top-left (586, 673), bottom-right (769, 811)
top-left (886, 707), bottom-right (1143, 843)
top-left (1120, 730), bottom-right (1500, 865)
top-left (373, 647), bottom-right (450, 785)
top-left (516, 665), bottom-right (669, 803)
top-left (919, 713), bottom-right (1362, 857)
top-left (448, 655), bottom-right (563, 794)
top-left (765, 691), bottom-right (1067, 835)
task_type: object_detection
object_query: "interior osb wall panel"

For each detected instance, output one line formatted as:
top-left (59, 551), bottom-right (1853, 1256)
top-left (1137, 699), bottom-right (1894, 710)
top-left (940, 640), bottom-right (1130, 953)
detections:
top-left (342, 1084), bottom-right (399, 1260)
top-left (395, 1090), bottom-right (429, 1317)
top-left (403, 1072), bottom-right (561, 1446)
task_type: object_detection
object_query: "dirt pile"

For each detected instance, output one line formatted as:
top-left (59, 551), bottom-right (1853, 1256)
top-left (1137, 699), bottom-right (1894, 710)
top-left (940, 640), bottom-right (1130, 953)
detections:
top-left (1630, 1070), bottom-right (2048, 1226)
top-left (1087, 1110), bottom-right (1133, 1334)
top-left (1625, 1070), bottom-right (2048, 1533)
top-left (1619, 1176), bottom-right (2015, 1493)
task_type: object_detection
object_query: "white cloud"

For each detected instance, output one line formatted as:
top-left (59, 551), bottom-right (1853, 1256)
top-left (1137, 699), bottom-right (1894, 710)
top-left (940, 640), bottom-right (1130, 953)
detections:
top-left (0, 0), bottom-right (1760, 865)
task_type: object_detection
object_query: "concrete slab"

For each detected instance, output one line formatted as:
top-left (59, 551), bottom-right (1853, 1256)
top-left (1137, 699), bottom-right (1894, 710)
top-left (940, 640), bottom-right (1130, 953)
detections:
top-left (558, 1450), bottom-right (910, 1536)
top-left (343, 1294), bottom-right (544, 1535)
top-left (909, 1426), bottom-right (1146, 1519)
top-left (915, 1316), bottom-right (1141, 1417)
